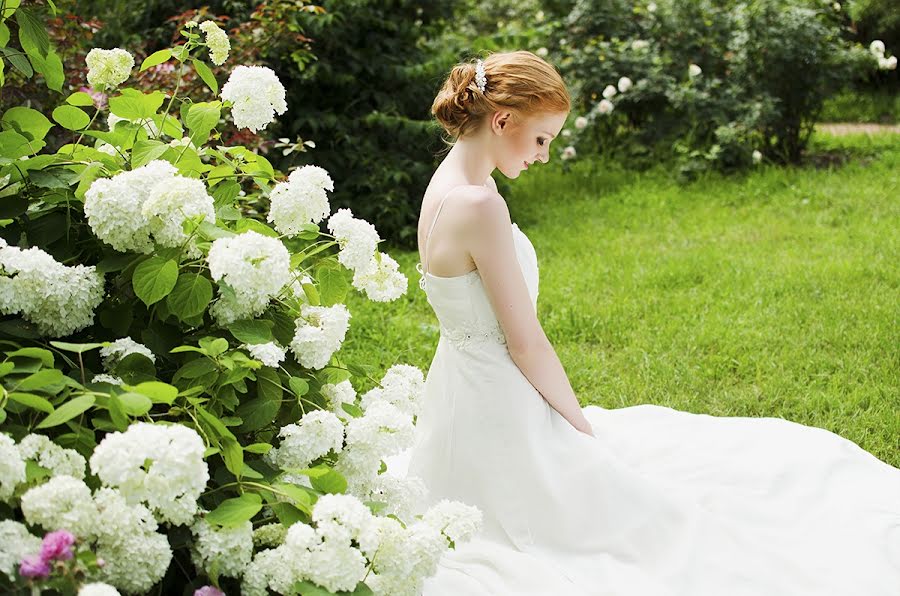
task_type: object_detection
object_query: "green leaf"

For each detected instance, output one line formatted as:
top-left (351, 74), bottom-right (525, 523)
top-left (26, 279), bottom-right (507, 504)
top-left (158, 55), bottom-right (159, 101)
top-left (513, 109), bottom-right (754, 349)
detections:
top-left (7, 392), bottom-right (53, 413)
top-left (288, 377), bottom-right (309, 397)
top-left (5, 347), bottom-right (54, 367)
top-left (166, 273), bottom-right (213, 321)
top-left (30, 48), bottom-right (63, 92)
top-left (35, 394), bottom-right (95, 429)
top-left (108, 89), bottom-right (165, 121)
top-left (191, 58), bottom-right (218, 94)
top-left (51, 105), bottom-right (90, 131)
top-left (316, 263), bottom-right (350, 307)
top-left (140, 49), bottom-right (172, 72)
top-left (131, 139), bottom-right (169, 168)
top-left (132, 257), bottom-right (179, 306)
top-left (66, 91), bottom-right (96, 107)
top-left (228, 319), bottom-right (274, 345)
top-left (205, 492), bottom-right (262, 527)
top-left (244, 442), bottom-right (272, 454)
top-left (292, 581), bottom-right (334, 596)
top-left (49, 341), bottom-right (105, 354)
top-left (0, 47), bottom-right (32, 78)
top-left (126, 381), bottom-right (178, 404)
top-left (272, 482), bottom-right (313, 509)
top-left (175, 357), bottom-right (217, 380)
top-left (310, 467), bottom-right (348, 494)
top-left (15, 9), bottom-right (49, 58)
top-left (16, 368), bottom-right (64, 391)
top-left (1, 107), bottom-right (52, 141)
top-left (0, 130), bottom-right (33, 158)
top-left (107, 394), bottom-right (129, 431)
top-left (118, 392), bottom-right (152, 416)
top-left (221, 436), bottom-right (243, 478)
top-left (184, 101), bottom-right (220, 146)
top-left (270, 502), bottom-right (307, 526)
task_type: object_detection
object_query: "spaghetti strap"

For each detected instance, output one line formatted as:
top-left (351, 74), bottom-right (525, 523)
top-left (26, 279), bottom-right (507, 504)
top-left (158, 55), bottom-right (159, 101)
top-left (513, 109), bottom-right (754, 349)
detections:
top-left (422, 187), bottom-right (461, 277)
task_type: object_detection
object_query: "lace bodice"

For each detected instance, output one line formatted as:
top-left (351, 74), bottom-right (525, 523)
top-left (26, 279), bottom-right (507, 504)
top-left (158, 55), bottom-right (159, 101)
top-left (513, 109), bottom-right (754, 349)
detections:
top-left (416, 220), bottom-right (539, 352)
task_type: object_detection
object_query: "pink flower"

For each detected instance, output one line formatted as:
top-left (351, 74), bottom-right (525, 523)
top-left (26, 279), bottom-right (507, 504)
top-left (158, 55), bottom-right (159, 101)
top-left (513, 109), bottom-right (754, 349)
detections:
top-left (78, 86), bottom-right (108, 109)
top-left (19, 554), bottom-right (51, 579)
top-left (40, 529), bottom-right (76, 562)
top-left (194, 587), bottom-right (226, 596)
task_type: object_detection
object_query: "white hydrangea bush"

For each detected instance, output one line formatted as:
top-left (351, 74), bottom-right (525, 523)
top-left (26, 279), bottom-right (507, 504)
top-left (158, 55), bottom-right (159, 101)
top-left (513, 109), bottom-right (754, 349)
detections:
top-left (0, 13), bottom-right (478, 596)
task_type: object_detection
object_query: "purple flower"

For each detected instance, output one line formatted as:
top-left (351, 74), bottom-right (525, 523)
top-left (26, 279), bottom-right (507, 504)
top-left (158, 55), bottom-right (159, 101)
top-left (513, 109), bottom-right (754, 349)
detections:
top-left (194, 587), bottom-right (226, 596)
top-left (40, 529), bottom-right (76, 561)
top-left (19, 554), bottom-right (51, 579)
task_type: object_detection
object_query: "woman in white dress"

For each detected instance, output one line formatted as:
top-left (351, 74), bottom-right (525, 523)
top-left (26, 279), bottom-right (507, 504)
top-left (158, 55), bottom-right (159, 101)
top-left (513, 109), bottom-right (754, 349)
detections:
top-left (385, 50), bottom-right (900, 596)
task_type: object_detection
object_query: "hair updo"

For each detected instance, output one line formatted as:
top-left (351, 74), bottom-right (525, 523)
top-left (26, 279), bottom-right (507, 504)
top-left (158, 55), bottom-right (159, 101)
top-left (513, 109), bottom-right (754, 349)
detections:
top-left (431, 50), bottom-right (571, 142)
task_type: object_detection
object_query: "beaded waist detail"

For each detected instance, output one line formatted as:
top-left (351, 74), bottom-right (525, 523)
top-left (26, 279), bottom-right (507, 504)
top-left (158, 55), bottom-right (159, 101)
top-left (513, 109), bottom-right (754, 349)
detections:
top-left (440, 322), bottom-right (507, 350)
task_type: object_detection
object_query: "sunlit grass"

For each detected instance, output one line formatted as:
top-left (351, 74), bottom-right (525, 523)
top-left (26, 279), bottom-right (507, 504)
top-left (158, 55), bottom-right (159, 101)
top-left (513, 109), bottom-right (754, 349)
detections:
top-left (340, 131), bottom-right (900, 468)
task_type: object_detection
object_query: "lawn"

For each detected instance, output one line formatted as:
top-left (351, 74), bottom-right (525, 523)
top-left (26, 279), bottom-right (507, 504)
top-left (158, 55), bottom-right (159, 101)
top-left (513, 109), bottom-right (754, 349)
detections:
top-left (339, 131), bottom-right (900, 469)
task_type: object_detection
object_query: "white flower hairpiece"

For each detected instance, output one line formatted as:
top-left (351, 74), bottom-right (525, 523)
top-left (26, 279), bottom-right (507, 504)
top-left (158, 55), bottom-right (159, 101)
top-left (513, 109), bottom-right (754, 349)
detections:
top-left (474, 59), bottom-right (487, 93)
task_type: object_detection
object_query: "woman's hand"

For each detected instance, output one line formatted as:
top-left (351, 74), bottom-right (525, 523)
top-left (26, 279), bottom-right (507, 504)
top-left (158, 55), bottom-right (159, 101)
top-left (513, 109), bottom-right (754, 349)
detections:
top-left (572, 416), bottom-right (595, 437)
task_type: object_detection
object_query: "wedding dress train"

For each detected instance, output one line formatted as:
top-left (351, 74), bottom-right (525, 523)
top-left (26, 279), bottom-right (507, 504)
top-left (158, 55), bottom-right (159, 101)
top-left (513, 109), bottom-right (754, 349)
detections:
top-left (385, 190), bottom-right (900, 595)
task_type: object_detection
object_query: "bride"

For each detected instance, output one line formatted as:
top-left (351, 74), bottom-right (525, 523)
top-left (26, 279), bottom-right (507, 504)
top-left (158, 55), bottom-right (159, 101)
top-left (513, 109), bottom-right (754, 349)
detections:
top-left (385, 50), bottom-right (900, 595)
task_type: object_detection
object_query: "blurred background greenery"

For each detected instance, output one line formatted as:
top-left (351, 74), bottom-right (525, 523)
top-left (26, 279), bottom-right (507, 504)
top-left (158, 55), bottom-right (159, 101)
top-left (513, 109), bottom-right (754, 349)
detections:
top-left (5, 0), bottom-right (897, 247)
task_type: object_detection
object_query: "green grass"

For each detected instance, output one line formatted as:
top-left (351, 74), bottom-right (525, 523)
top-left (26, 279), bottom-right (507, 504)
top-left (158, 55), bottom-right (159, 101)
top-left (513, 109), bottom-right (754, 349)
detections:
top-left (339, 131), bottom-right (900, 469)
top-left (819, 87), bottom-right (900, 123)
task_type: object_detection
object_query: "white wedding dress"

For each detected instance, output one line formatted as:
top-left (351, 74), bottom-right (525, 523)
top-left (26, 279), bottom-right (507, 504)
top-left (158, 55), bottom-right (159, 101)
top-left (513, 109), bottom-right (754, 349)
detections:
top-left (385, 188), bottom-right (900, 596)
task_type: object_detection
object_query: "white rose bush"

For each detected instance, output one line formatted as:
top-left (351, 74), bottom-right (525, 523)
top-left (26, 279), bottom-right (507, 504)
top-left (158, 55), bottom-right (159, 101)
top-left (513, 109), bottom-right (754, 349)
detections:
top-left (0, 10), bottom-right (480, 595)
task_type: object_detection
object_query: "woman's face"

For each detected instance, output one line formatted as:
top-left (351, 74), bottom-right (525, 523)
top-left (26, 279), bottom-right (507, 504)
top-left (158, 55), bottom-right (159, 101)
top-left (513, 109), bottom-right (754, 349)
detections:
top-left (493, 110), bottom-right (569, 178)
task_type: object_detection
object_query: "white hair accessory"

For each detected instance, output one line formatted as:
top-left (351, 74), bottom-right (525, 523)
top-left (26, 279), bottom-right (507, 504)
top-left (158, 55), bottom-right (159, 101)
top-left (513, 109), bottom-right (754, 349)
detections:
top-left (474, 59), bottom-right (487, 93)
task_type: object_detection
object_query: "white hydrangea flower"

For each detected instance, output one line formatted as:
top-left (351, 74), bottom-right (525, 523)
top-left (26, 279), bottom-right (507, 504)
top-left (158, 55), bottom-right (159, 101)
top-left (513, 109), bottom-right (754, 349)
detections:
top-left (688, 63), bottom-right (702, 77)
top-left (561, 145), bottom-right (577, 160)
top-left (561, 128), bottom-right (572, 137)
top-left (647, 1), bottom-right (657, 12)
top-left (252, 523), bottom-right (287, 548)
top-left (91, 373), bottom-right (124, 385)
top-left (752, 149), bottom-right (763, 164)
top-left (334, 444), bottom-right (383, 496)
top-left (574, 116), bottom-right (588, 130)
top-left (345, 400), bottom-right (414, 459)
top-left (100, 337), bottom-right (155, 370)
top-left (359, 363), bottom-right (424, 418)
top-left (869, 40), bottom-right (886, 57)
top-left (326, 208), bottom-right (382, 272)
top-left (367, 474), bottom-right (428, 524)
top-left (597, 99), bottom-right (614, 115)
top-left (617, 76), bottom-right (633, 93)
top-left (311, 493), bottom-right (374, 544)
top-left (0, 434), bottom-right (25, 501)
top-left (267, 165), bottom-right (334, 235)
top-left (78, 583), bottom-right (121, 596)
top-left (535, 47), bottom-right (548, 57)
top-left (366, 521), bottom-right (447, 596)
top-left (0, 520), bottom-right (41, 581)
top-left (289, 303), bottom-right (351, 370)
top-left (422, 499), bottom-right (483, 545)
top-left (207, 230), bottom-right (292, 325)
top-left (89, 422), bottom-right (209, 525)
top-left (20, 475), bottom-right (99, 538)
top-left (266, 409), bottom-right (345, 470)
top-left (199, 20), bottom-right (230, 65)
top-left (94, 530), bottom-right (172, 593)
top-left (351, 252), bottom-right (407, 302)
top-left (356, 514), bottom-right (403, 559)
top-left (321, 379), bottom-right (357, 420)
top-left (190, 518), bottom-right (253, 578)
top-left (0, 242), bottom-right (105, 337)
top-left (92, 487), bottom-right (159, 540)
top-left (86, 48), bottom-right (134, 89)
top-left (602, 84), bottom-right (617, 99)
top-left (246, 341), bottom-right (286, 367)
top-left (141, 175), bottom-right (215, 256)
top-left (303, 539), bottom-right (368, 593)
top-left (242, 542), bottom-right (303, 596)
top-left (17, 434), bottom-right (86, 479)
top-left (878, 55), bottom-right (897, 70)
top-left (220, 65), bottom-right (287, 132)
top-left (84, 160), bottom-right (179, 253)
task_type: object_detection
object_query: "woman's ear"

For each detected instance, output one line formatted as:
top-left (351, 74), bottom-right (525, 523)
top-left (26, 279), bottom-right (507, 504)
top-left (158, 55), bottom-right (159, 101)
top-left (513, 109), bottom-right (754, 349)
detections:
top-left (491, 111), bottom-right (512, 135)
